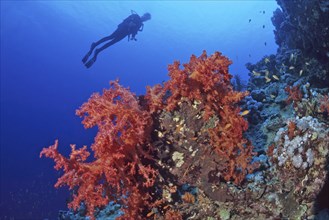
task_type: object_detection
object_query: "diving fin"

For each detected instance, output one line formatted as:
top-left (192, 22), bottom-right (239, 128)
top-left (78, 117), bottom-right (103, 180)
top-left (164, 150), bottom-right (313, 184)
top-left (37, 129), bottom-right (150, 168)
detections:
top-left (82, 51), bottom-right (92, 63)
top-left (82, 43), bottom-right (96, 63)
top-left (85, 56), bottom-right (96, 68)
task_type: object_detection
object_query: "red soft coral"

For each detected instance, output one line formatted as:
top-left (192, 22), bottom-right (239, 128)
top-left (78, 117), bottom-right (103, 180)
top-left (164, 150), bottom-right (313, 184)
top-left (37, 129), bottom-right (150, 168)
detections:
top-left (285, 85), bottom-right (303, 107)
top-left (41, 80), bottom-right (157, 219)
top-left (209, 104), bottom-right (255, 185)
top-left (146, 51), bottom-right (238, 119)
top-left (319, 95), bottom-right (329, 113)
top-left (146, 51), bottom-right (255, 184)
top-left (42, 52), bottom-right (256, 219)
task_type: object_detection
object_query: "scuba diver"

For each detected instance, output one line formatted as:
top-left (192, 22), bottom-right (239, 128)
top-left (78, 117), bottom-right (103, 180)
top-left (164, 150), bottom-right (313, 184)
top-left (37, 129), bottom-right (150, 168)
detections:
top-left (82, 11), bottom-right (151, 68)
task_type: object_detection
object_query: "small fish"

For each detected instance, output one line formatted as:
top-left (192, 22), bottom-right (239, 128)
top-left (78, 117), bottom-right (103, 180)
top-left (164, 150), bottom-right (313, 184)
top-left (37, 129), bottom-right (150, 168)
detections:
top-left (305, 62), bottom-right (310, 65)
top-left (264, 42), bottom-right (267, 46)
top-left (224, 123), bottom-right (232, 129)
top-left (272, 75), bottom-right (280, 80)
top-left (249, 54), bottom-right (251, 57)
top-left (264, 57), bottom-right (270, 63)
top-left (289, 53), bottom-right (294, 62)
top-left (299, 69), bottom-right (303, 76)
top-left (265, 76), bottom-right (271, 83)
top-left (249, 19), bottom-right (252, 23)
top-left (263, 25), bottom-right (265, 28)
top-left (147, 211), bottom-right (155, 218)
top-left (270, 94), bottom-right (276, 99)
top-left (240, 110), bottom-right (250, 116)
top-left (252, 70), bottom-right (261, 76)
top-left (289, 66), bottom-right (295, 70)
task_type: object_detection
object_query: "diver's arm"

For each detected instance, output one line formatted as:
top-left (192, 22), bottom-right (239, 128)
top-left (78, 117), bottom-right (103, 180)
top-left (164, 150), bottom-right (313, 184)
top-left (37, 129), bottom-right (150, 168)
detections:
top-left (130, 33), bottom-right (137, 41)
top-left (127, 33), bottom-right (136, 41)
top-left (130, 27), bottom-right (139, 41)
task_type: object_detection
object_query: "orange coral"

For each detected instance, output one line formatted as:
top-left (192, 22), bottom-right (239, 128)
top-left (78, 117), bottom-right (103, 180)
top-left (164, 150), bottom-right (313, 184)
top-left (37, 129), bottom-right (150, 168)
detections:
top-left (209, 105), bottom-right (255, 185)
top-left (164, 209), bottom-right (183, 220)
top-left (319, 95), bottom-right (329, 113)
top-left (146, 51), bottom-right (242, 119)
top-left (267, 144), bottom-right (275, 158)
top-left (181, 192), bottom-right (195, 204)
top-left (287, 121), bottom-right (297, 140)
top-left (146, 51), bottom-right (255, 185)
top-left (285, 85), bottom-right (303, 107)
top-left (40, 80), bottom-right (157, 219)
top-left (41, 51), bottom-right (257, 218)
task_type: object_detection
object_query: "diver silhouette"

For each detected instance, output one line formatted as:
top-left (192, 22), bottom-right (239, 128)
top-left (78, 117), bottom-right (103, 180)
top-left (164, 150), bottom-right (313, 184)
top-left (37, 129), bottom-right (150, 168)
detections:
top-left (82, 11), bottom-right (151, 68)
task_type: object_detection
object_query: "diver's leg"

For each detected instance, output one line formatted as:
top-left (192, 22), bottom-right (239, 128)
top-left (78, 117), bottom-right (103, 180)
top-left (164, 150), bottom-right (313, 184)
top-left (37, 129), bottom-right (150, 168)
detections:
top-left (82, 34), bottom-right (116, 63)
top-left (85, 36), bottom-right (124, 68)
top-left (82, 45), bottom-right (95, 63)
top-left (82, 42), bottom-right (97, 63)
top-left (95, 38), bottom-right (121, 56)
top-left (94, 34), bottom-right (115, 45)
top-left (84, 39), bottom-right (118, 68)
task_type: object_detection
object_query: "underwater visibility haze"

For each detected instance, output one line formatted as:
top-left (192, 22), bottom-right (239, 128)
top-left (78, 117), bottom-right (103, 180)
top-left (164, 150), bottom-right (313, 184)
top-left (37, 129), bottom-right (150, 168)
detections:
top-left (1, 0), bottom-right (329, 219)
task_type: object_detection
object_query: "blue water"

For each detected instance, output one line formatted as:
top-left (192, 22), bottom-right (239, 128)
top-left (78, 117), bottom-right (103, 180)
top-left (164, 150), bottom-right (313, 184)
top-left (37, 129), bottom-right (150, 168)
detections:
top-left (0, 1), bottom-right (278, 219)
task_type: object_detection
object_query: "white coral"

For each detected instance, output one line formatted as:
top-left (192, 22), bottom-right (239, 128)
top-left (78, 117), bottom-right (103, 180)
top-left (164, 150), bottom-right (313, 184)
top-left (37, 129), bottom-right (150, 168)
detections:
top-left (306, 148), bottom-right (314, 166)
top-left (273, 116), bottom-right (326, 170)
top-left (292, 154), bottom-right (303, 168)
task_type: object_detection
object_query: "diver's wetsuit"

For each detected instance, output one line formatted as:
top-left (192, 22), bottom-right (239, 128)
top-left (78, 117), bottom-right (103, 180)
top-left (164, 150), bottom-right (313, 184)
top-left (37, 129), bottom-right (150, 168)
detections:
top-left (82, 12), bottom-right (144, 68)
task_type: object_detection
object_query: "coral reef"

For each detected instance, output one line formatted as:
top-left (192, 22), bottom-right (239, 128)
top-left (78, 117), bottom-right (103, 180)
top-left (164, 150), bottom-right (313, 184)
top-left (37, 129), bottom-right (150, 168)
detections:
top-left (42, 52), bottom-right (255, 219)
top-left (245, 0), bottom-right (329, 150)
top-left (267, 116), bottom-right (329, 218)
top-left (272, 0), bottom-right (329, 68)
top-left (145, 51), bottom-right (256, 185)
top-left (42, 0), bottom-right (329, 219)
top-left (242, 0), bottom-right (329, 218)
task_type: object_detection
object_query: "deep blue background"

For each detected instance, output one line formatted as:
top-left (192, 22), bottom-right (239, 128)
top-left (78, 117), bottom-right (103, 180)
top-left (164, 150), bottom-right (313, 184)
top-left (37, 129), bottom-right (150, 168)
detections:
top-left (1, 1), bottom-right (278, 219)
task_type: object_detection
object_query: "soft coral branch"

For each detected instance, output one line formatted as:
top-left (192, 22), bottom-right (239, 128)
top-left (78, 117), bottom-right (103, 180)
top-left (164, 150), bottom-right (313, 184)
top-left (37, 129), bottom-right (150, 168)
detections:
top-left (146, 51), bottom-right (237, 119)
top-left (320, 95), bottom-right (329, 113)
top-left (40, 140), bottom-right (107, 217)
top-left (41, 80), bottom-right (157, 219)
top-left (146, 51), bottom-right (255, 184)
top-left (285, 85), bottom-right (303, 107)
